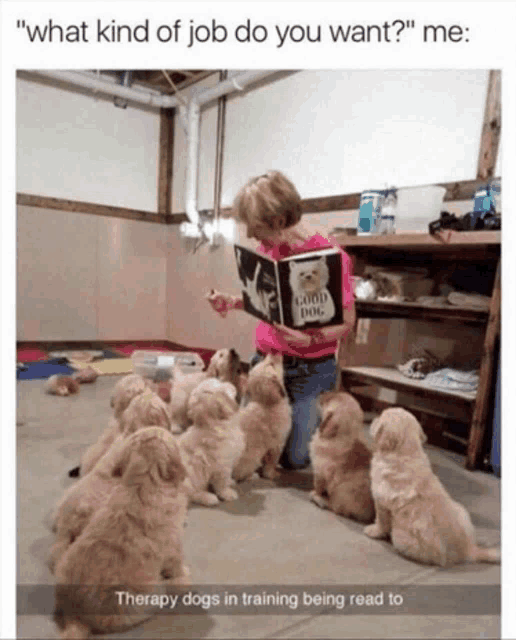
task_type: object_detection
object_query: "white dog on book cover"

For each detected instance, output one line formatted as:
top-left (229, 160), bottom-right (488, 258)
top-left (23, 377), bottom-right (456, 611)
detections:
top-left (289, 257), bottom-right (336, 327)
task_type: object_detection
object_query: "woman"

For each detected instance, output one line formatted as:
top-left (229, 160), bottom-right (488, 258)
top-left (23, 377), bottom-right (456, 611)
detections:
top-left (207, 171), bottom-right (355, 469)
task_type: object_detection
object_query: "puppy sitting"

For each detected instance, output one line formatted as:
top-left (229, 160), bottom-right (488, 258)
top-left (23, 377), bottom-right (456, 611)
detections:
top-left (178, 378), bottom-right (244, 506)
top-left (365, 407), bottom-right (500, 567)
top-left (170, 348), bottom-right (241, 430)
top-left (72, 373), bottom-right (148, 477)
top-left (309, 391), bottom-right (374, 523)
top-left (232, 354), bottom-right (291, 482)
top-left (51, 390), bottom-right (175, 561)
top-left (53, 427), bottom-right (189, 639)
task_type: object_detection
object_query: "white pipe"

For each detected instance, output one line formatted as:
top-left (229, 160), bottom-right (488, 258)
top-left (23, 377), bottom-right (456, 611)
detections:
top-left (31, 69), bottom-right (278, 110)
top-left (29, 68), bottom-right (285, 229)
top-left (185, 100), bottom-right (201, 226)
top-left (31, 69), bottom-right (176, 108)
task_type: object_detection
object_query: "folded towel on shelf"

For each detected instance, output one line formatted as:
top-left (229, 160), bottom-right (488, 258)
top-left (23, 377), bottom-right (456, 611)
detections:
top-left (423, 368), bottom-right (479, 393)
top-left (447, 292), bottom-right (491, 311)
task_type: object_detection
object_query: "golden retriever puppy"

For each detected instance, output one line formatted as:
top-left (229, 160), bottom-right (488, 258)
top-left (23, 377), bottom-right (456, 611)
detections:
top-left (118, 388), bottom-right (178, 435)
top-left (49, 436), bottom-right (128, 573)
top-left (44, 375), bottom-right (80, 396)
top-left (77, 373), bottom-right (148, 477)
top-left (170, 348), bottom-right (241, 429)
top-left (309, 391), bottom-right (374, 523)
top-left (232, 354), bottom-right (291, 482)
top-left (53, 427), bottom-right (189, 639)
top-left (178, 378), bottom-right (244, 506)
top-left (365, 407), bottom-right (500, 566)
top-left (52, 391), bottom-right (175, 547)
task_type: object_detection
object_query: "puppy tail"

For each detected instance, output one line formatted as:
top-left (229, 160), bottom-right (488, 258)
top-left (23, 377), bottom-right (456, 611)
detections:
top-left (471, 545), bottom-right (501, 564)
top-left (58, 620), bottom-right (90, 639)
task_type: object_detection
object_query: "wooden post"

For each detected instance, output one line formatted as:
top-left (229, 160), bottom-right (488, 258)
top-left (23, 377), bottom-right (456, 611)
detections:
top-left (466, 258), bottom-right (501, 469)
top-left (477, 70), bottom-right (501, 181)
top-left (158, 107), bottom-right (175, 217)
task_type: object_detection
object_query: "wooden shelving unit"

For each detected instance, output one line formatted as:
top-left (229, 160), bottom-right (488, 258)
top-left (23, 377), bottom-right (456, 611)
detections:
top-left (335, 231), bottom-right (501, 470)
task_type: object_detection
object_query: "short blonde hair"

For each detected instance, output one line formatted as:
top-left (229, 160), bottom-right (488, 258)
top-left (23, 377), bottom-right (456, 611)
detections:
top-left (232, 170), bottom-right (303, 230)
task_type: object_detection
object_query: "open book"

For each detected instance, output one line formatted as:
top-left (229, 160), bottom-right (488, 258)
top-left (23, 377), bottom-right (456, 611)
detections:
top-left (234, 244), bottom-right (344, 329)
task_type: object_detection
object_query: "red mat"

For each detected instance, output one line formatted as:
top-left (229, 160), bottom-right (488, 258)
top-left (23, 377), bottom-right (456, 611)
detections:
top-left (17, 347), bottom-right (49, 362)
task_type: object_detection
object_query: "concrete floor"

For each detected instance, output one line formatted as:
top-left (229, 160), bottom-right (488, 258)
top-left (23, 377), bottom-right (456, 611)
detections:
top-left (17, 375), bottom-right (501, 639)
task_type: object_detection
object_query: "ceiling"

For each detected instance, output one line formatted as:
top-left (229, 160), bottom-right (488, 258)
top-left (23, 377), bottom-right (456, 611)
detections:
top-left (101, 70), bottom-right (216, 95)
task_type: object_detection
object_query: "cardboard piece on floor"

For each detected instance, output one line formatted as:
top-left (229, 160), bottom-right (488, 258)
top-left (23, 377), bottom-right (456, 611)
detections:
top-left (71, 358), bottom-right (134, 376)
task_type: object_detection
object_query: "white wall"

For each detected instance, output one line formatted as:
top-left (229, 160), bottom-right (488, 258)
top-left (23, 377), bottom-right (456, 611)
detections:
top-left (17, 77), bottom-right (160, 212)
top-left (16, 69), bottom-right (494, 357)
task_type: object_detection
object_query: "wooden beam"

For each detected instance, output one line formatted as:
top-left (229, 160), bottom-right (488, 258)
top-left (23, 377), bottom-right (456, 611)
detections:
top-left (158, 107), bottom-right (175, 216)
top-left (477, 70), bottom-right (501, 181)
top-left (18, 176), bottom-right (499, 226)
top-left (17, 193), bottom-right (170, 224)
top-left (466, 258), bottom-right (501, 469)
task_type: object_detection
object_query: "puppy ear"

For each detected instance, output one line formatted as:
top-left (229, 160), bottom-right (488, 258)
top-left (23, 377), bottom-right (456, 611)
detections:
top-left (318, 411), bottom-right (339, 439)
top-left (215, 394), bottom-right (238, 420)
top-left (158, 444), bottom-right (187, 485)
top-left (111, 447), bottom-right (133, 478)
top-left (373, 422), bottom-right (399, 453)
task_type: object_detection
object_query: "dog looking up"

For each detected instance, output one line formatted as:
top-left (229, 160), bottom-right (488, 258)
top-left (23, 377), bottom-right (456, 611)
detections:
top-left (170, 348), bottom-right (242, 429)
top-left (232, 353), bottom-right (291, 483)
top-left (365, 407), bottom-right (500, 567)
top-left (50, 390), bottom-right (175, 568)
top-left (53, 427), bottom-right (189, 639)
top-left (69, 373), bottom-right (148, 478)
top-left (309, 391), bottom-right (374, 523)
top-left (178, 378), bottom-right (244, 506)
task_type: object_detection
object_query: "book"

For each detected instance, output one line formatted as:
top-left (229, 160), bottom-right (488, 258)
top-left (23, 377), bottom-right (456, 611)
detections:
top-left (233, 244), bottom-right (344, 329)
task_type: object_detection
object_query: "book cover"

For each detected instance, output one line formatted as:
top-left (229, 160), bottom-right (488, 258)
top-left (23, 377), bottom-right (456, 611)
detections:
top-left (234, 244), bottom-right (343, 329)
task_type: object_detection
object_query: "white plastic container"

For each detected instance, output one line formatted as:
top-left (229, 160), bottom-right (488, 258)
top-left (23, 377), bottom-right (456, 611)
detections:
top-left (395, 186), bottom-right (446, 233)
top-left (131, 350), bottom-right (205, 380)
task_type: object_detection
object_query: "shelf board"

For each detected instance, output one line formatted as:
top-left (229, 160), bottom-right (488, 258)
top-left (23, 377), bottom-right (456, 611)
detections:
top-left (355, 300), bottom-right (489, 324)
top-left (334, 230), bottom-right (500, 249)
top-left (340, 366), bottom-right (477, 405)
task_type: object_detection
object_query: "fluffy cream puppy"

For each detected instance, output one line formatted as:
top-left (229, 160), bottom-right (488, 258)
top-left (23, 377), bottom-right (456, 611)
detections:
top-left (232, 354), bottom-right (291, 482)
top-left (53, 427), bottom-right (189, 639)
top-left (365, 407), bottom-right (500, 566)
top-left (309, 391), bottom-right (374, 523)
top-left (169, 348), bottom-right (241, 429)
top-left (178, 378), bottom-right (244, 506)
top-left (77, 373), bottom-right (148, 476)
top-left (51, 390), bottom-right (175, 564)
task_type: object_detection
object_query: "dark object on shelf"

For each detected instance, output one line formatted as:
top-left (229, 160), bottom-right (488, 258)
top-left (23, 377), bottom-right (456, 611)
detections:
top-left (429, 210), bottom-right (501, 234)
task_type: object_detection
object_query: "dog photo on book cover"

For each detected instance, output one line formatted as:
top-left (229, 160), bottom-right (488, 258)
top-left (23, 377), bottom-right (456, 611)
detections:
top-left (289, 256), bottom-right (336, 327)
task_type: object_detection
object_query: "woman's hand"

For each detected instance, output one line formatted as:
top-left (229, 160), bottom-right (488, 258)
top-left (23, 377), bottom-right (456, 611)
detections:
top-left (206, 290), bottom-right (242, 318)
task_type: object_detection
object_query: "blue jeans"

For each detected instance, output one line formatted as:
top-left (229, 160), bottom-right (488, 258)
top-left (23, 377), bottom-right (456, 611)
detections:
top-left (249, 353), bottom-right (338, 470)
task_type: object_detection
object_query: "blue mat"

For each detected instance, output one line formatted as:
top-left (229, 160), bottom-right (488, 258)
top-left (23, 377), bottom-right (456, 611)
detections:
top-left (16, 358), bottom-right (76, 380)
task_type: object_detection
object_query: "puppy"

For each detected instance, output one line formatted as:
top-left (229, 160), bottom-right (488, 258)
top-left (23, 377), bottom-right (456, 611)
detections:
top-left (49, 435), bottom-right (128, 573)
top-left (309, 391), bottom-right (374, 523)
top-left (170, 348), bottom-right (241, 429)
top-left (54, 427), bottom-right (189, 639)
top-left (53, 390), bottom-right (175, 543)
top-left (77, 373), bottom-right (149, 476)
top-left (178, 378), bottom-right (244, 506)
top-left (365, 407), bottom-right (500, 566)
top-left (232, 354), bottom-right (291, 482)
top-left (44, 375), bottom-right (80, 396)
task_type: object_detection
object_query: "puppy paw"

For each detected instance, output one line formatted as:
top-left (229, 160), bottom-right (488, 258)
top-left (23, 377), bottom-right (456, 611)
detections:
top-left (218, 487), bottom-right (238, 502)
top-left (364, 523), bottom-right (388, 539)
top-left (309, 490), bottom-right (328, 510)
top-left (259, 466), bottom-right (278, 481)
top-left (192, 491), bottom-right (220, 507)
